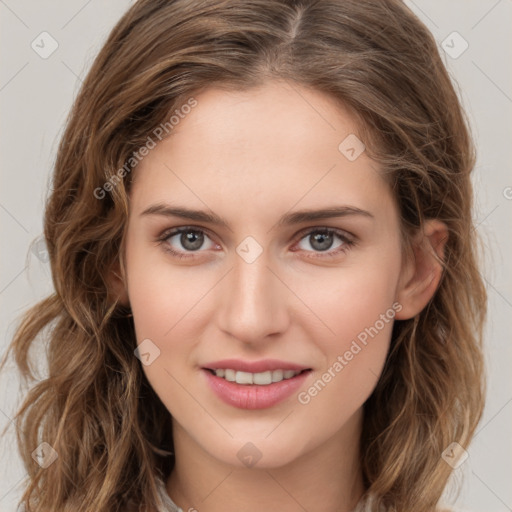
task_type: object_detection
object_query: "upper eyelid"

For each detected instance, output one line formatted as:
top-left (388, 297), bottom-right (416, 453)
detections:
top-left (159, 225), bottom-right (218, 243)
top-left (294, 225), bottom-right (355, 242)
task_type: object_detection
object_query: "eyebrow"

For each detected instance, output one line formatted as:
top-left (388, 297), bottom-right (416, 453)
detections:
top-left (140, 203), bottom-right (374, 230)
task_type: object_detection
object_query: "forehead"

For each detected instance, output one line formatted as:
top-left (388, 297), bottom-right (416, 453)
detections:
top-left (160, 80), bottom-right (368, 164)
top-left (130, 80), bottom-right (395, 227)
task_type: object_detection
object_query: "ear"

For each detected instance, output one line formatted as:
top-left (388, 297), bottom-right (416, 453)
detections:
top-left (107, 258), bottom-right (130, 308)
top-left (394, 219), bottom-right (448, 320)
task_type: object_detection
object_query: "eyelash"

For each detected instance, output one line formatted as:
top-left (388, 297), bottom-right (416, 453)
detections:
top-left (156, 226), bottom-right (356, 260)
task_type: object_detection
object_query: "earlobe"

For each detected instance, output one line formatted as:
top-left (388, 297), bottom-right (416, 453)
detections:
top-left (107, 261), bottom-right (130, 308)
top-left (394, 219), bottom-right (449, 320)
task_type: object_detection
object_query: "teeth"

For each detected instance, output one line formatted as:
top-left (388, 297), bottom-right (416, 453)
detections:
top-left (272, 369), bottom-right (283, 382)
top-left (224, 369), bottom-right (236, 382)
top-left (213, 368), bottom-right (302, 385)
top-left (253, 371), bottom-right (272, 385)
top-left (235, 371), bottom-right (253, 385)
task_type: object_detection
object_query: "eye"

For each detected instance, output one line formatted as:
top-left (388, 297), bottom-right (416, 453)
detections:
top-left (157, 227), bottom-right (218, 259)
top-left (292, 227), bottom-right (355, 259)
top-left (156, 226), bottom-right (355, 260)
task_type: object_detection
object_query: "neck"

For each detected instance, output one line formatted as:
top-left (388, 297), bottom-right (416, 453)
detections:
top-left (166, 409), bottom-right (366, 512)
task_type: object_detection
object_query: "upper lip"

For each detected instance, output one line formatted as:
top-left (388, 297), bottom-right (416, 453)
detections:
top-left (202, 359), bottom-right (311, 373)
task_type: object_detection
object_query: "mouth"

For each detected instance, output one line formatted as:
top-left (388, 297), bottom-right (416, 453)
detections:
top-left (201, 360), bottom-right (312, 409)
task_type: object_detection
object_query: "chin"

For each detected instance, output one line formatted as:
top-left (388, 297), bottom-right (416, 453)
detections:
top-left (200, 432), bottom-right (311, 470)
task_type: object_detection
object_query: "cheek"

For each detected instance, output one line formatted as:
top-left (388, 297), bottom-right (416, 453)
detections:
top-left (294, 255), bottom-right (401, 351)
top-left (126, 260), bottom-right (206, 419)
top-left (128, 270), bottom-right (209, 384)
top-left (125, 230), bottom-right (210, 340)
top-left (290, 257), bottom-right (400, 419)
top-left (125, 237), bottom-right (218, 411)
top-left (293, 298), bottom-right (396, 449)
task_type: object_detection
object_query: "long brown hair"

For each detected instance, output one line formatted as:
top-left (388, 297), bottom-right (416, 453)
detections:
top-left (1, 0), bottom-right (487, 510)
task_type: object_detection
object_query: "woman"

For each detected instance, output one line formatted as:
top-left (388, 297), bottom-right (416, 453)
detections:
top-left (2, 0), bottom-right (487, 510)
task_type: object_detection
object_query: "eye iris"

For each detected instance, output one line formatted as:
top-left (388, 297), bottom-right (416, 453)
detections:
top-left (181, 230), bottom-right (204, 251)
top-left (310, 231), bottom-right (333, 251)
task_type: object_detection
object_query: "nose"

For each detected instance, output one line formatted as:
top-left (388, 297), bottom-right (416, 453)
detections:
top-left (215, 248), bottom-right (290, 345)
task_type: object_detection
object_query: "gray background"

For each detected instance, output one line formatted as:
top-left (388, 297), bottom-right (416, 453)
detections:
top-left (0, 1), bottom-right (511, 511)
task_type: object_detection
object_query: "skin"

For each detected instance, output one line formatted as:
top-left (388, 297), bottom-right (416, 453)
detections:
top-left (114, 80), bottom-right (448, 512)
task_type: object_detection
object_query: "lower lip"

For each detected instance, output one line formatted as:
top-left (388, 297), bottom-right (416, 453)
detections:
top-left (202, 369), bottom-right (311, 410)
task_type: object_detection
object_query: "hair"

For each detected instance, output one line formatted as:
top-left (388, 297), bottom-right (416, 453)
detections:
top-left (1, 0), bottom-right (487, 511)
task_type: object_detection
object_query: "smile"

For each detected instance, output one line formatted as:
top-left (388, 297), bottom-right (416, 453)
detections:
top-left (202, 367), bottom-right (312, 410)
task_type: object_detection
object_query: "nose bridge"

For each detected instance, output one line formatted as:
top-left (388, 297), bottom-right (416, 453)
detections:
top-left (216, 247), bottom-right (288, 342)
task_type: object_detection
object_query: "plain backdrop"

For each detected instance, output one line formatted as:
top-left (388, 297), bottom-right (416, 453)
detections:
top-left (1, 1), bottom-right (511, 511)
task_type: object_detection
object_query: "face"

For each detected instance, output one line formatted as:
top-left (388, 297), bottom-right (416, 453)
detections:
top-left (122, 80), bottom-right (407, 469)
